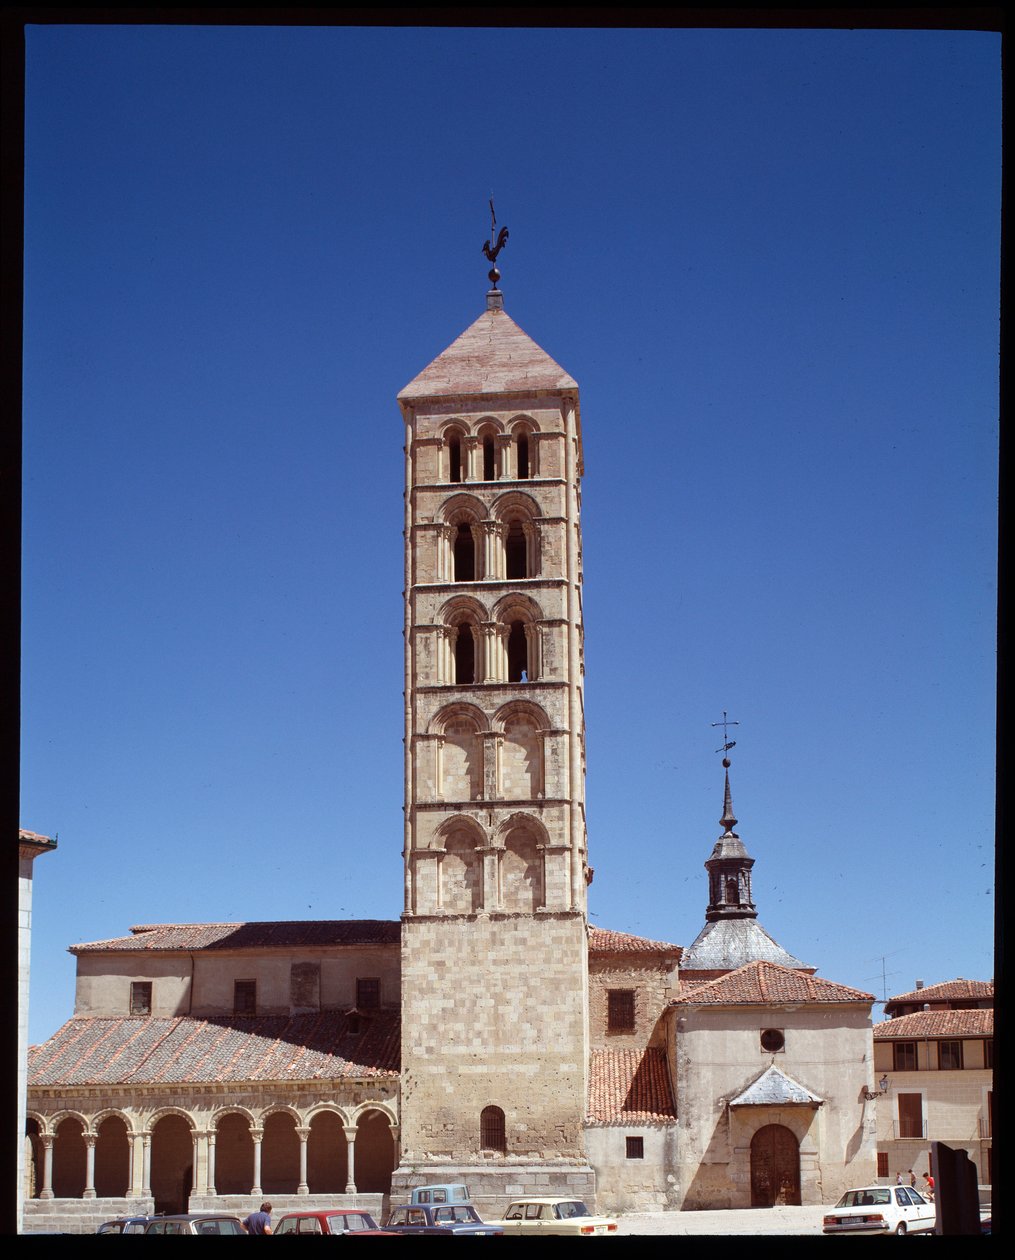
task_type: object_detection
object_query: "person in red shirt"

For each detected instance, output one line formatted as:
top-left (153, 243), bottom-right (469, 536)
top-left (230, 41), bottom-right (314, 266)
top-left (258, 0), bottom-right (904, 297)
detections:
top-left (922, 1173), bottom-right (935, 1200)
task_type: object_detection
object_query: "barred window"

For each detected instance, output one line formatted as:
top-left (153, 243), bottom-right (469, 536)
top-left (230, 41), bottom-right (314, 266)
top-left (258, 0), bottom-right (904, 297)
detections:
top-left (130, 982), bottom-right (152, 1015)
top-left (877, 1152), bottom-right (889, 1178)
top-left (626, 1136), bottom-right (644, 1160)
top-left (608, 989), bottom-right (635, 1033)
top-left (480, 1105), bottom-right (506, 1153)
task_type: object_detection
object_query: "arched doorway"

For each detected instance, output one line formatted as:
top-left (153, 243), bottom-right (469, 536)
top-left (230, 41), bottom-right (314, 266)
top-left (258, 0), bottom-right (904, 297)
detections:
top-left (261, 1111), bottom-right (300, 1194)
top-left (94, 1115), bottom-right (131, 1197)
top-left (354, 1110), bottom-right (394, 1193)
top-left (150, 1114), bottom-right (193, 1214)
top-left (750, 1123), bottom-right (800, 1206)
top-left (214, 1112), bottom-right (254, 1195)
top-left (52, 1116), bottom-right (87, 1198)
top-left (307, 1111), bottom-right (347, 1194)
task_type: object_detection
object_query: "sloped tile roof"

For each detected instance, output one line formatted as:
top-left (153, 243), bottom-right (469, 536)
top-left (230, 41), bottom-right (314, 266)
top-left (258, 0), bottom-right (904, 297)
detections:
top-left (874, 1009), bottom-right (993, 1039)
top-left (28, 1012), bottom-right (400, 1087)
top-left (730, 1064), bottom-right (823, 1107)
top-left (70, 920), bottom-right (400, 954)
top-left (588, 926), bottom-right (681, 956)
top-left (886, 979), bottom-right (993, 1005)
top-left (673, 960), bottom-right (874, 1006)
top-left (587, 1048), bottom-right (676, 1124)
top-left (680, 917), bottom-right (809, 972)
top-left (398, 308), bottom-right (577, 400)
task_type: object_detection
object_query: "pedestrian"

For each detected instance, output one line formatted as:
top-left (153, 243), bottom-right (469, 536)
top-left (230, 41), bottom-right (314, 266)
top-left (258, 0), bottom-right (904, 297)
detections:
top-left (896, 1172), bottom-right (904, 1185)
top-left (908, 1169), bottom-right (916, 1188)
top-left (922, 1173), bottom-right (934, 1201)
top-left (242, 1202), bottom-right (272, 1235)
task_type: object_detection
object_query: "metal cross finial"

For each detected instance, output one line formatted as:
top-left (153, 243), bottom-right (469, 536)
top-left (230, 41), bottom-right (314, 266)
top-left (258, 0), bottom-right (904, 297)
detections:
top-left (711, 710), bottom-right (739, 756)
top-left (482, 197), bottom-right (509, 286)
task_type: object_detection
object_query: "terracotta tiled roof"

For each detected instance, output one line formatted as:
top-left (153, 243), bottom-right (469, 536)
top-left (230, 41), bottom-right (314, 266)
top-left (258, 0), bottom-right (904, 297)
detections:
top-left (70, 920), bottom-right (400, 954)
top-left (886, 979), bottom-right (993, 1005)
top-left (588, 927), bottom-right (681, 956)
top-left (28, 1012), bottom-right (400, 1087)
top-left (672, 960), bottom-right (874, 1006)
top-left (874, 1009), bottom-right (993, 1039)
top-left (398, 308), bottom-right (577, 400)
top-left (19, 828), bottom-right (57, 853)
top-left (587, 1048), bottom-right (676, 1124)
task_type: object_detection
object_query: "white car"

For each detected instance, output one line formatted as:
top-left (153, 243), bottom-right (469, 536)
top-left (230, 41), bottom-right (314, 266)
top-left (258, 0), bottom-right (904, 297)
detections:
top-left (490, 1198), bottom-right (617, 1236)
top-left (822, 1185), bottom-right (936, 1235)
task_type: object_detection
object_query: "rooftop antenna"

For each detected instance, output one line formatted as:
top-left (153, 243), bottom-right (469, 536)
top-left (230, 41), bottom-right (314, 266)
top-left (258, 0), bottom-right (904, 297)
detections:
top-left (482, 196), bottom-right (509, 291)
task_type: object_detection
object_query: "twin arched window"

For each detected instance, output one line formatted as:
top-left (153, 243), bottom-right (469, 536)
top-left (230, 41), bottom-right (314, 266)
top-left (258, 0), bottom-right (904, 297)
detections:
top-left (442, 422), bottom-right (537, 483)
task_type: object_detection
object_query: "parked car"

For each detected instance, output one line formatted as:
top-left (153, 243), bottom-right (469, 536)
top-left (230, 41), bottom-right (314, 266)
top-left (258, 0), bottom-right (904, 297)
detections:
top-left (409, 1183), bottom-right (471, 1205)
top-left (383, 1203), bottom-right (502, 1235)
top-left (273, 1210), bottom-right (391, 1235)
top-left (143, 1214), bottom-right (246, 1235)
top-left (490, 1199), bottom-right (618, 1236)
top-left (822, 1185), bottom-right (936, 1235)
top-left (97, 1216), bottom-right (152, 1234)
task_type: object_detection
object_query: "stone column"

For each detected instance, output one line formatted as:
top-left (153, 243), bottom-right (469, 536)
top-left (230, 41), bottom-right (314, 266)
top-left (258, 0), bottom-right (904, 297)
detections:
top-left (523, 520), bottom-right (539, 577)
top-left (127, 1128), bottom-right (143, 1198)
top-left (206, 1130), bottom-right (217, 1197)
top-left (446, 626), bottom-right (459, 684)
top-left (436, 524), bottom-right (455, 582)
top-left (142, 1132), bottom-right (152, 1198)
top-left (389, 1124), bottom-right (401, 1167)
top-left (524, 622), bottom-right (541, 681)
top-left (83, 1132), bottom-right (97, 1197)
top-left (296, 1127), bottom-right (310, 1195)
top-left (39, 1134), bottom-right (54, 1199)
top-left (343, 1126), bottom-right (358, 1195)
top-left (190, 1129), bottom-right (201, 1201)
top-left (463, 435), bottom-right (480, 482)
top-left (251, 1128), bottom-right (263, 1196)
top-left (480, 623), bottom-right (502, 684)
top-left (469, 523), bottom-right (484, 578)
top-left (496, 433), bottom-right (514, 479)
top-left (433, 735), bottom-right (445, 800)
top-left (482, 733), bottom-right (503, 799)
top-left (480, 520), bottom-right (507, 580)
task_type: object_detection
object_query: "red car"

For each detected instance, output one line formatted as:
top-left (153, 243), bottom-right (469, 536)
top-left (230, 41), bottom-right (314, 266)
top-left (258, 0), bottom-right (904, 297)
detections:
top-left (272, 1210), bottom-right (392, 1236)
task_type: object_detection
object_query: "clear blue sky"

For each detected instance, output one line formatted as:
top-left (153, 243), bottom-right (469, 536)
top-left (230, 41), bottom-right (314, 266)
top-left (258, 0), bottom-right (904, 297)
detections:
top-left (22, 24), bottom-right (999, 1043)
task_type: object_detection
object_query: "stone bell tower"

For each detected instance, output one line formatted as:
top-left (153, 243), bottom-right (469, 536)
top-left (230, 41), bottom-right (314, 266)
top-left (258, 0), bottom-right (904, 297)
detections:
top-left (392, 239), bottom-right (594, 1203)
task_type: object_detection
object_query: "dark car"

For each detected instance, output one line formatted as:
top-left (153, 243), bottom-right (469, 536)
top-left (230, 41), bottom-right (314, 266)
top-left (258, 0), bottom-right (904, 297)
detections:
top-left (97, 1215), bottom-right (153, 1234)
top-left (273, 1210), bottom-right (392, 1235)
top-left (143, 1213), bottom-right (245, 1235)
top-left (384, 1204), bottom-right (502, 1236)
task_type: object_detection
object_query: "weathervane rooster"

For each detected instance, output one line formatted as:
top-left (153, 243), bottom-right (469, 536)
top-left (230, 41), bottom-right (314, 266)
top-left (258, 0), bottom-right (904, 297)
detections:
top-left (482, 198), bottom-right (509, 286)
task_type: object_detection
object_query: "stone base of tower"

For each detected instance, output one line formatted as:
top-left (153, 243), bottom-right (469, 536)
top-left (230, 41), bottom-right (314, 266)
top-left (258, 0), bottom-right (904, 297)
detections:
top-left (390, 1162), bottom-right (597, 1218)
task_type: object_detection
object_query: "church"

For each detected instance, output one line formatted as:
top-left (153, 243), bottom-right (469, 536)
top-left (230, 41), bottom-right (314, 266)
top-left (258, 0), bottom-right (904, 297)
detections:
top-left (25, 269), bottom-right (877, 1229)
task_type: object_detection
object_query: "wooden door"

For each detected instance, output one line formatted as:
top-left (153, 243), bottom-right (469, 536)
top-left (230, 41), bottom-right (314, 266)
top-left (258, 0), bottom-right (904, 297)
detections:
top-left (750, 1124), bottom-right (801, 1207)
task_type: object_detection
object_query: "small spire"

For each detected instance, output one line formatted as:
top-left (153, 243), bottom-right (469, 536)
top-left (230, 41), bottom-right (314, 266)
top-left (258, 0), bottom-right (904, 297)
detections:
top-left (720, 759), bottom-right (738, 834)
top-left (482, 197), bottom-right (509, 305)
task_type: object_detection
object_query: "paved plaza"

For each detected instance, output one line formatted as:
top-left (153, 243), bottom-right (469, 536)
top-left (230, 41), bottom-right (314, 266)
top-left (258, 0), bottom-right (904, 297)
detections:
top-left (616, 1204), bottom-right (827, 1235)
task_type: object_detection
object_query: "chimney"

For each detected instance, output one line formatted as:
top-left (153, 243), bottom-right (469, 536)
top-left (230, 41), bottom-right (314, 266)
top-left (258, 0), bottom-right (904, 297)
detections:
top-left (915, 979), bottom-right (924, 990)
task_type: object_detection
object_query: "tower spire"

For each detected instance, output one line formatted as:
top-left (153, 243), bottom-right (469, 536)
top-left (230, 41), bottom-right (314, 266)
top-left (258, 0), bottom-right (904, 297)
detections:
top-left (720, 761), bottom-right (738, 834)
